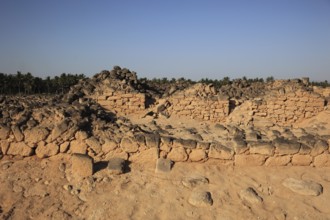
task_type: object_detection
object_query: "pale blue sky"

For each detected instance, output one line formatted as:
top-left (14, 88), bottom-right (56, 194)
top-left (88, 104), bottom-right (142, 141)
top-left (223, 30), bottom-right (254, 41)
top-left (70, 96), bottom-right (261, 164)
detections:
top-left (0, 0), bottom-right (329, 81)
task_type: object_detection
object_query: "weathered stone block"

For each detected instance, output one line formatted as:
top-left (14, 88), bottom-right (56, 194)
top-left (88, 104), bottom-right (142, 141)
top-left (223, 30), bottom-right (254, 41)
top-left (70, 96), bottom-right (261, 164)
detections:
top-left (155, 158), bottom-right (172, 173)
top-left (265, 156), bottom-right (291, 166)
top-left (120, 137), bottom-right (138, 153)
top-left (235, 155), bottom-right (266, 166)
top-left (36, 142), bottom-right (59, 158)
top-left (291, 154), bottom-right (312, 166)
top-left (85, 137), bottom-right (102, 154)
top-left (0, 125), bottom-right (10, 140)
top-left (11, 126), bottom-right (24, 142)
top-left (314, 154), bottom-right (330, 167)
top-left (107, 158), bottom-right (126, 175)
top-left (274, 138), bottom-right (300, 155)
top-left (7, 142), bottom-right (33, 157)
top-left (189, 149), bottom-right (207, 162)
top-left (71, 154), bottom-right (93, 177)
top-left (24, 127), bottom-right (50, 145)
top-left (173, 139), bottom-right (196, 149)
top-left (167, 147), bottom-right (188, 162)
top-left (311, 140), bottom-right (328, 156)
top-left (208, 143), bottom-right (234, 160)
top-left (145, 133), bottom-right (160, 148)
top-left (70, 140), bottom-right (88, 154)
top-left (249, 141), bottom-right (275, 156)
top-left (101, 138), bottom-right (118, 154)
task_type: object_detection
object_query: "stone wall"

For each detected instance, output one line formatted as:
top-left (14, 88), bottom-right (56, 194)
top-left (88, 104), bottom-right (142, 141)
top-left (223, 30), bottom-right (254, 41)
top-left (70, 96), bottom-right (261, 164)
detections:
top-left (166, 83), bottom-right (230, 123)
top-left (252, 89), bottom-right (325, 126)
top-left (2, 122), bottom-right (329, 167)
top-left (228, 88), bottom-right (326, 127)
top-left (96, 92), bottom-right (146, 115)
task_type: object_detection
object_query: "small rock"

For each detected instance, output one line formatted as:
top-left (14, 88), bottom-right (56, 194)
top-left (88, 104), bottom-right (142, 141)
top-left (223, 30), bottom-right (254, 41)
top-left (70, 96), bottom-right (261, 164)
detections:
top-left (282, 178), bottom-right (323, 196)
top-left (63, 184), bottom-right (73, 191)
top-left (71, 154), bottom-right (94, 177)
top-left (155, 158), bottom-right (172, 173)
top-left (188, 190), bottom-right (213, 207)
top-left (107, 158), bottom-right (126, 175)
top-left (240, 187), bottom-right (263, 203)
top-left (59, 163), bottom-right (66, 172)
top-left (182, 175), bottom-right (209, 188)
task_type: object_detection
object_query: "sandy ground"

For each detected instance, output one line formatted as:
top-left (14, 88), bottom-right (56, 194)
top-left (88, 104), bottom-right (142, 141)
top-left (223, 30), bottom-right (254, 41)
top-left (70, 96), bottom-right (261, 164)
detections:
top-left (1, 154), bottom-right (330, 220)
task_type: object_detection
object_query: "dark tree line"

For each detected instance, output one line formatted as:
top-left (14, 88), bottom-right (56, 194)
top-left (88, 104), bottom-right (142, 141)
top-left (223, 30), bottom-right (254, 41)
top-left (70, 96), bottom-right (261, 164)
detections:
top-left (0, 72), bottom-right (85, 95)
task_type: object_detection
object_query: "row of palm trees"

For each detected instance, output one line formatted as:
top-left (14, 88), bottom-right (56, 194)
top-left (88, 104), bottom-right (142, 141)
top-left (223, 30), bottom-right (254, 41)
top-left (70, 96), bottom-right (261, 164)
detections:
top-left (0, 72), bottom-right (85, 95)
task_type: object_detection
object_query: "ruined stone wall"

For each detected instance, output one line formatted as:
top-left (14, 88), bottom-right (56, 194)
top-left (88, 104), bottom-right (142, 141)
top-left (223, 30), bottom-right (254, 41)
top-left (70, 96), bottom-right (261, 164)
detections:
top-left (165, 83), bottom-right (230, 123)
top-left (167, 95), bottom-right (229, 122)
top-left (96, 92), bottom-right (146, 115)
top-left (251, 89), bottom-right (325, 126)
top-left (228, 88), bottom-right (326, 127)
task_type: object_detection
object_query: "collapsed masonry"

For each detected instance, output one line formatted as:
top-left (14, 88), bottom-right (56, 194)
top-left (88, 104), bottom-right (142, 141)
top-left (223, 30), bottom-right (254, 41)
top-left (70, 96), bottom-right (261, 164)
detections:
top-left (0, 66), bottom-right (329, 167)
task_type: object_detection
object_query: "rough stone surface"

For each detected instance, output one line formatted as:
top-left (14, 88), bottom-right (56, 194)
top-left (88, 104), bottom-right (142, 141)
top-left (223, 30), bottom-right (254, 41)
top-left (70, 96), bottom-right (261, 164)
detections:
top-left (235, 155), bottom-right (266, 166)
top-left (240, 187), bottom-right (263, 203)
top-left (101, 139), bottom-right (118, 154)
top-left (155, 158), bottom-right (172, 173)
top-left (107, 157), bottom-right (126, 175)
top-left (314, 154), bottom-right (330, 167)
top-left (167, 147), bottom-right (188, 162)
top-left (120, 137), bottom-right (138, 153)
top-left (48, 120), bottom-right (69, 142)
top-left (274, 138), bottom-right (300, 155)
top-left (145, 134), bottom-right (160, 148)
top-left (130, 148), bottom-right (158, 162)
top-left (0, 126), bottom-right (10, 140)
top-left (24, 127), bottom-right (49, 145)
top-left (36, 142), bottom-right (59, 158)
top-left (282, 178), bottom-right (323, 196)
top-left (0, 140), bottom-right (10, 155)
top-left (265, 156), bottom-right (291, 166)
top-left (11, 126), bottom-right (24, 142)
top-left (70, 140), bottom-right (88, 154)
top-left (311, 140), bottom-right (328, 156)
top-left (208, 143), bottom-right (234, 160)
top-left (85, 137), bottom-right (102, 154)
top-left (291, 154), bottom-right (312, 166)
top-left (182, 175), bottom-right (209, 188)
top-left (71, 154), bottom-right (93, 177)
top-left (249, 141), bottom-right (275, 155)
top-left (189, 149), bottom-right (207, 162)
top-left (188, 190), bottom-right (213, 207)
top-left (7, 142), bottom-right (33, 156)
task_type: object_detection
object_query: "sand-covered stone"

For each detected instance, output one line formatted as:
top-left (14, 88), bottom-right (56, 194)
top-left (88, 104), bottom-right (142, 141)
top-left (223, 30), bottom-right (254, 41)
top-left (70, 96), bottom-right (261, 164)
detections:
top-left (282, 178), bottom-right (323, 196)
top-left (71, 154), bottom-right (93, 177)
top-left (155, 158), bottom-right (172, 173)
top-left (265, 155), bottom-right (291, 166)
top-left (188, 190), bottom-right (213, 207)
top-left (182, 175), bottom-right (209, 188)
top-left (240, 187), bottom-right (263, 203)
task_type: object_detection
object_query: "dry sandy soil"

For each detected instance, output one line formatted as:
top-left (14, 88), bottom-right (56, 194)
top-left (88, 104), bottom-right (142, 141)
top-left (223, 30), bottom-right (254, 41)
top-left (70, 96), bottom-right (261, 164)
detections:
top-left (1, 110), bottom-right (330, 220)
top-left (1, 155), bottom-right (330, 220)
